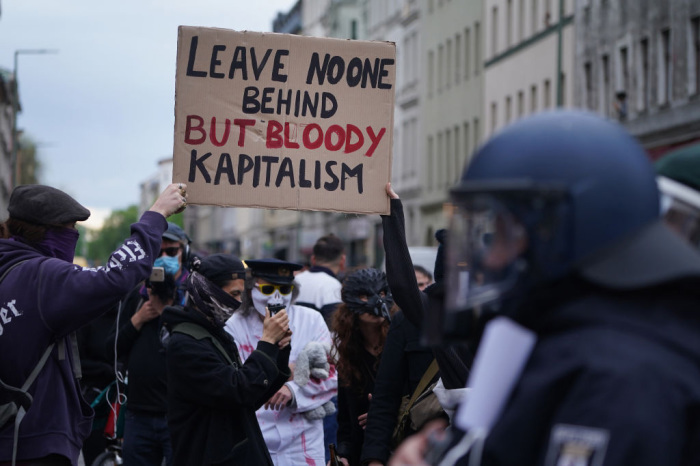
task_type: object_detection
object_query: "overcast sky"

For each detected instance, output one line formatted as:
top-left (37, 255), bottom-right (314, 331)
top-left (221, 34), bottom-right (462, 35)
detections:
top-left (0, 0), bottom-right (297, 217)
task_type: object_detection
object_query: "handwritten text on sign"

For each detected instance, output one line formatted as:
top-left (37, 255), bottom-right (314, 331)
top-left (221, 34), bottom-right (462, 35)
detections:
top-left (173, 27), bottom-right (396, 214)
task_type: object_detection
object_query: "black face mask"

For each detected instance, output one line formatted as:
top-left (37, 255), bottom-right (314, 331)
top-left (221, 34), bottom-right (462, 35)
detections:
top-left (186, 272), bottom-right (241, 327)
top-left (346, 292), bottom-right (394, 320)
top-left (342, 268), bottom-right (394, 321)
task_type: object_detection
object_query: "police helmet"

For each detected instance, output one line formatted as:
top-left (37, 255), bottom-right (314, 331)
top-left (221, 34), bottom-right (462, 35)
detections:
top-left (443, 110), bottom-right (661, 330)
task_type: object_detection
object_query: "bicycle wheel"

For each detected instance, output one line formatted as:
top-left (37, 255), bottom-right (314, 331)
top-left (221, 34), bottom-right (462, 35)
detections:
top-left (90, 450), bottom-right (122, 466)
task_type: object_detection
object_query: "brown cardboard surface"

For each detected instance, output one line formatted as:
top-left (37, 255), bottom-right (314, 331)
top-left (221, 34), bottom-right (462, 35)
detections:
top-left (173, 26), bottom-right (396, 215)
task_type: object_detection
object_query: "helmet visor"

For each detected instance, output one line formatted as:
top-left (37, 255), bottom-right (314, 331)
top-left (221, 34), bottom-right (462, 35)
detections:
top-left (662, 196), bottom-right (700, 248)
top-left (444, 195), bottom-right (528, 318)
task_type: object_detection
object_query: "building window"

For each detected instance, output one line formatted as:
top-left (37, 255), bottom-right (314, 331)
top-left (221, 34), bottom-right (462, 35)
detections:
top-left (445, 129), bottom-right (452, 186)
top-left (402, 121), bottom-right (409, 180)
top-left (465, 28), bottom-right (471, 79)
top-left (560, 72), bottom-right (566, 106)
top-left (517, 90), bottom-right (525, 116)
top-left (544, 79), bottom-right (551, 108)
top-left (639, 38), bottom-right (650, 110)
top-left (491, 102), bottom-right (498, 134)
top-left (531, 84), bottom-right (538, 113)
top-left (454, 125), bottom-right (460, 182)
top-left (437, 132), bottom-right (443, 187)
top-left (428, 50), bottom-right (434, 97)
top-left (531, 0), bottom-right (538, 35)
top-left (692, 17), bottom-right (700, 95)
top-left (584, 61), bottom-right (594, 109)
top-left (455, 34), bottom-right (461, 85)
top-left (601, 54), bottom-right (611, 116)
top-left (408, 118), bottom-right (416, 177)
top-left (351, 19), bottom-right (358, 40)
top-left (505, 95), bottom-right (512, 123)
top-left (492, 6), bottom-right (499, 57)
top-left (473, 118), bottom-right (480, 148)
top-left (446, 39), bottom-right (452, 89)
top-left (403, 36), bottom-right (410, 87)
top-left (507, 0), bottom-right (513, 48)
top-left (616, 46), bottom-right (629, 119)
top-left (427, 136), bottom-right (434, 190)
top-left (544, 0), bottom-right (552, 27)
top-left (475, 22), bottom-right (481, 75)
top-left (659, 28), bottom-right (672, 105)
top-left (438, 44), bottom-right (444, 93)
top-left (519, 0), bottom-right (526, 40)
top-left (463, 121), bottom-right (470, 166)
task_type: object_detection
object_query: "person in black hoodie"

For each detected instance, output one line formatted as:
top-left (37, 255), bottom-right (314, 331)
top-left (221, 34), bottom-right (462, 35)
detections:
top-left (162, 254), bottom-right (292, 466)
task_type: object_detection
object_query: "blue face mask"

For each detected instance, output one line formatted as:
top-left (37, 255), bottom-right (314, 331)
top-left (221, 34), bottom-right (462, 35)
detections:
top-left (154, 256), bottom-right (180, 276)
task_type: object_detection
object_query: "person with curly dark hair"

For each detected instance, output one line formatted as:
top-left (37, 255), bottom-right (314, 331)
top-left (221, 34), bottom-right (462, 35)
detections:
top-left (331, 268), bottom-right (396, 466)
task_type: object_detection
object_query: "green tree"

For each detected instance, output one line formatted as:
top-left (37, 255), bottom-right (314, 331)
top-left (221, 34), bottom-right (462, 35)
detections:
top-left (18, 134), bottom-right (42, 185)
top-left (86, 205), bottom-right (139, 265)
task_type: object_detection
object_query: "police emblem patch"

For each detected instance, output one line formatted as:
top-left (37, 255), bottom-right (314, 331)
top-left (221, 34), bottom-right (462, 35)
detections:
top-left (544, 424), bottom-right (609, 466)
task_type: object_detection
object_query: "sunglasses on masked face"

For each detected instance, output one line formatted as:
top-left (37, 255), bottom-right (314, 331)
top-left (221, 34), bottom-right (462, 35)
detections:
top-left (254, 283), bottom-right (294, 295)
top-left (160, 247), bottom-right (180, 257)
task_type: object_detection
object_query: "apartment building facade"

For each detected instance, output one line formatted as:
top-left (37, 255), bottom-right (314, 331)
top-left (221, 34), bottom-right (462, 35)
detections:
top-left (484, 0), bottom-right (576, 140)
top-left (421, 0), bottom-right (486, 244)
top-left (574, 0), bottom-right (700, 157)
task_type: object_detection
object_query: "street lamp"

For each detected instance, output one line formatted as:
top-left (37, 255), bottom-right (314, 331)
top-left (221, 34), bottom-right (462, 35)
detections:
top-left (10, 48), bottom-right (58, 188)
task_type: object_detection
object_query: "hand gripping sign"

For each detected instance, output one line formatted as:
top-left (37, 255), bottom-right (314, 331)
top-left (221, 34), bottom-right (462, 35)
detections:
top-left (173, 26), bottom-right (396, 215)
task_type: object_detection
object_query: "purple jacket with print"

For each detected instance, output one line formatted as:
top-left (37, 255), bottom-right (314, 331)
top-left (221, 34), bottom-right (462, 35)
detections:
top-left (0, 211), bottom-right (167, 465)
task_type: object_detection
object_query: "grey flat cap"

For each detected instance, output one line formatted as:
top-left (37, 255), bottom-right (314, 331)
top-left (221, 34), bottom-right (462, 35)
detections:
top-left (162, 222), bottom-right (189, 243)
top-left (8, 185), bottom-right (90, 225)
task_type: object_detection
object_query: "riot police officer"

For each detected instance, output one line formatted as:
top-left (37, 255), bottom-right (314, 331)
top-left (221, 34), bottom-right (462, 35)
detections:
top-left (392, 110), bottom-right (700, 465)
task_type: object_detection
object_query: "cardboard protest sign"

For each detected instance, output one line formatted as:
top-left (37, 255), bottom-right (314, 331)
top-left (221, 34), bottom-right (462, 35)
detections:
top-left (173, 26), bottom-right (396, 214)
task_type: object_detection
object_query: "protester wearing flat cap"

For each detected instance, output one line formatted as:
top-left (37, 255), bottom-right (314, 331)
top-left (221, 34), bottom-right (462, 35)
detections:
top-left (0, 182), bottom-right (187, 466)
top-left (225, 258), bottom-right (338, 466)
top-left (162, 254), bottom-right (292, 466)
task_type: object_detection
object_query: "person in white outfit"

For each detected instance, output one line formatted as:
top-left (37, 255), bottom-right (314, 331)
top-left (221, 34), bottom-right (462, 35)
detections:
top-left (293, 234), bottom-right (346, 462)
top-left (225, 258), bottom-right (338, 466)
top-left (294, 233), bottom-right (345, 326)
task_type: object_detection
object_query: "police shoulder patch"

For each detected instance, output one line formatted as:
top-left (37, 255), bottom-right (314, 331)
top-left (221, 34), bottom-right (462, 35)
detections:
top-left (544, 424), bottom-right (609, 466)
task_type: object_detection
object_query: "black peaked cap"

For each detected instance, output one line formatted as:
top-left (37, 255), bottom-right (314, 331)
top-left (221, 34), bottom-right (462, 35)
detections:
top-left (246, 258), bottom-right (302, 284)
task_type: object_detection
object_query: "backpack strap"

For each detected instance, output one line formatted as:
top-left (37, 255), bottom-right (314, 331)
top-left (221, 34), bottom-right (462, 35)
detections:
top-left (0, 259), bottom-right (55, 466)
top-left (0, 260), bottom-right (29, 283)
top-left (404, 359), bottom-right (439, 414)
top-left (57, 333), bottom-right (82, 379)
top-left (171, 322), bottom-right (237, 367)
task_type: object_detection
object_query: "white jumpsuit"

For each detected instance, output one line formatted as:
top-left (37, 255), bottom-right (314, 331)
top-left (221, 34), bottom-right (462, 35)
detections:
top-left (225, 304), bottom-right (338, 466)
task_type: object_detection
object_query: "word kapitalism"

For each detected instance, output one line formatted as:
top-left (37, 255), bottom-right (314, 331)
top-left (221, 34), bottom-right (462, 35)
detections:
top-left (184, 118), bottom-right (386, 194)
top-left (182, 36), bottom-right (394, 195)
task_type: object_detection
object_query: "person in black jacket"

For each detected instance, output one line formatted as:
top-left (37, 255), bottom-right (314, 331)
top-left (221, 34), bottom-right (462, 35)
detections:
top-left (116, 273), bottom-right (179, 466)
top-left (390, 110), bottom-right (700, 465)
top-left (359, 310), bottom-right (434, 466)
top-left (163, 254), bottom-right (292, 466)
top-left (332, 268), bottom-right (395, 466)
top-left (77, 305), bottom-right (121, 465)
top-left (381, 185), bottom-right (473, 391)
